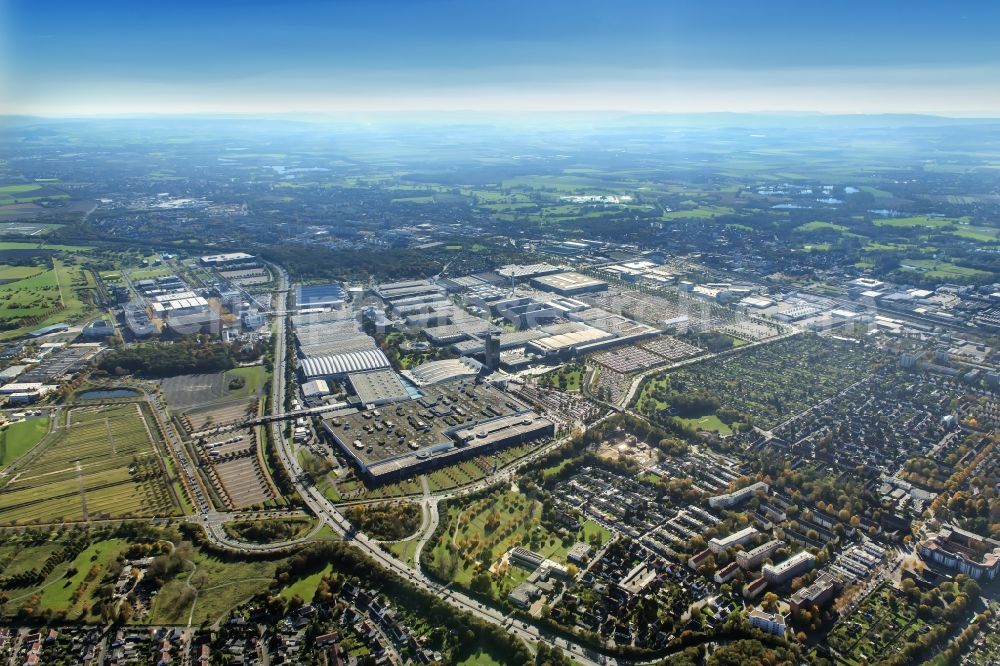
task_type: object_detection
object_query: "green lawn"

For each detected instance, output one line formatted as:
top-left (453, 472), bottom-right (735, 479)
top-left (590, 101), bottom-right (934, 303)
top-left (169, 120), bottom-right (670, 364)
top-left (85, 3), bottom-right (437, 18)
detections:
top-left (951, 226), bottom-right (1000, 243)
top-left (874, 215), bottom-right (960, 228)
top-left (388, 538), bottom-right (420, 567)
top-left (0, 417), bottom-right (50, 468)
top-left (38, 539), bottom-right (130, 617)
top-left (280, 564), bottom-right (332, 602)
top-left (149, 550), bottom-right (281, 625)
top-left (794, 220), bottom-right (848, 233)
top-left (899, 259), bottom-right (992, 279)
top-left (673, 414), bottom-right (733, 435)
top-left (0, 265), bottom-right (45, 281)
top-left (0, 241), bottom-right (90, 251)
top-left (540, 365), bottom-right (583, 392)
top-left (580, 518), bottom-right (612, 547)
top-left (662, 206), bottom-right (734, 220)
top-left (125, 266), bottom-right (173, 280)
top-left (224, 366), bottom-right (266, 398)
top-left (0, 184), bottom-right (42, 194)
top-left (0, 258), bottom-right (96, 340)
top-left (456, 648), bottom-right (507, 666)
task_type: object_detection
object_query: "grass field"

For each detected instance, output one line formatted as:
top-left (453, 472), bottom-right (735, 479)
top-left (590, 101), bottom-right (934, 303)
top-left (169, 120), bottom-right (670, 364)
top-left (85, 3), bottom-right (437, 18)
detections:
top-left (0, 403), bottom-right (180, 524)
top-left (388, 537), bottom-right (420, 567)
top-left (795, 221), bottom-right (848, 233)
top-left (279, 564), bottom-right (332, 602)
top-left (0, 417), bottom-right (50, 468)
top-left (662, 206), bottom-right (735, 220)
top-left (951, 226), bottom-right (1000, 242)
top-left (224, 365), bottom-right (266, 399)
top-left (37, 538), bottom-right (130, 618)
top-left (0, 258), bottom-right (96, 340)
top-left (673, 414), bottom-right (733, 435)
top-left (149, 549), bottom-right (281, 625)
top-left (899, 259), bottom-right (992, 279)
top-left (0, 241), bottom-right (90, 251)
top-left (0, 265), bottom-right (45, 281)
top-left (456, 649), bottom-right (507, 666)
top-left (874, 215), bottom-right (960, 228)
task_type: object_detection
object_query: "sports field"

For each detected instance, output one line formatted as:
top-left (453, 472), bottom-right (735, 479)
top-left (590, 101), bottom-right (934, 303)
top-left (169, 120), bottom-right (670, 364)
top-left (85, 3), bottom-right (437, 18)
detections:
top-left (0, 403), bottom-right (180, 524)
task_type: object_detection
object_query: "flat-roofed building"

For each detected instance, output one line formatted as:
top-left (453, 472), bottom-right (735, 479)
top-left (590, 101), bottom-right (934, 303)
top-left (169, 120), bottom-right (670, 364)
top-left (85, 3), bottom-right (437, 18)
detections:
top-left (527, 326), bottom-right (614, 356)
top-left (709, 526), bottom-right (758, 554)
top-left (200, 252), bottom-right (257, 267)
top-left (348, 369), bottom-right (411, 406)
top-left (762, 551), bottom-right (815, 585)
top-left (374, 279), bottom-right (445, 303)
top-left (709, 481), bottom-right (769, 509)
top-left (790, 572), bottom-right (841, 613)
top-left (321, 381), bottom-right (551, 484)
top-left (495, 263), bottom-right (562, 280)
top-left (295, 283), bottom-right (346, 311)
top-left (531, 271), bottom-right (608, 296)
top-left (736, 539), bottom-right (785, 570)
top-left (301, 379), bottom-right (330, 399)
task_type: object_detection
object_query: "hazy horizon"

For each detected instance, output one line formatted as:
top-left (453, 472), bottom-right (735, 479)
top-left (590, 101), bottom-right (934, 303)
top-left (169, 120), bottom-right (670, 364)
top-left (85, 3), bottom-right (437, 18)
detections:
top-left (4, 0), bottom-right (999, 117)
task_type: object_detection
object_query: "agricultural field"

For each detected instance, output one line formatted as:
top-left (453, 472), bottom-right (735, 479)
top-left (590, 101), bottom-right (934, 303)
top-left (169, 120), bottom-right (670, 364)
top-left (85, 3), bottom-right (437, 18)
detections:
top-left (0, 403), bottom-right (180, 524)
top-left (635, 334), bottom-right (886, 430)
top-left (0, 222), bottom-right (62, 236)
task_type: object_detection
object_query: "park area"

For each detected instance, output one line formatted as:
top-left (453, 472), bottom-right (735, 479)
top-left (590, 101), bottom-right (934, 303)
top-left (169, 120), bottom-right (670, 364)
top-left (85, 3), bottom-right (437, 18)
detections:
top-left (149, 546), bottom-right (283, 626)
top-left (0, 402), bottom-right (180, 524)
top-left (0, 416), bottom-right (50, 468)
top-left (0, 252), bottom-right (95, 340)
top-left (0, 534), bottom-right (132, 621)
top-left (424, 489), bottom-right (609, 601)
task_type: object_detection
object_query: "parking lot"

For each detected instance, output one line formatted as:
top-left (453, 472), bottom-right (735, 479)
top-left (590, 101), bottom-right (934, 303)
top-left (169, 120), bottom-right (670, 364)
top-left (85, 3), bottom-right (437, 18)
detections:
top-left (158, 372), bottom-right (226, 409)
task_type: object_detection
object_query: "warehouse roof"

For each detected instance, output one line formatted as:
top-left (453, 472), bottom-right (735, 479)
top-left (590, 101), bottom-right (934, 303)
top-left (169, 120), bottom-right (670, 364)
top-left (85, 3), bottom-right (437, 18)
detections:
top-left (348, 369), bottom-right (412, 405)
top-left (300, 349), bottom-right (391, 378)
top-left (404, 357), bottom-right (483, 386)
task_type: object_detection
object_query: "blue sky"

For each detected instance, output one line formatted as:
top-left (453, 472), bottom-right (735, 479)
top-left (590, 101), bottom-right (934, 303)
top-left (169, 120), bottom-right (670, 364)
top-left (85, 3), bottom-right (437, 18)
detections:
top-left (3, 0), bottom-right (999, 116)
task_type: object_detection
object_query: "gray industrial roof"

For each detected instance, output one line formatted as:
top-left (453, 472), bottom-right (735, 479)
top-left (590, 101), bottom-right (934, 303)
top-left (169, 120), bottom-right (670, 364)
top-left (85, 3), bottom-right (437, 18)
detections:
top-left (300, 349), bottom-right (390, 378)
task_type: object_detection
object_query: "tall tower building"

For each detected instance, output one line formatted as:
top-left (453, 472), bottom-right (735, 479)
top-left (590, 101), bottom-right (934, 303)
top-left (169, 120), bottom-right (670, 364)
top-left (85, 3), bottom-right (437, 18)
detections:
top-left (484, 327), bottom-right (501, 370)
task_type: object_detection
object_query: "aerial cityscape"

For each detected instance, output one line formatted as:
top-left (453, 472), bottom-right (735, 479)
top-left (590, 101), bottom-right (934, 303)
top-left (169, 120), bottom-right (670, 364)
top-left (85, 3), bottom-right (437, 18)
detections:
top-left (0, 1), bottom-right (999, 665)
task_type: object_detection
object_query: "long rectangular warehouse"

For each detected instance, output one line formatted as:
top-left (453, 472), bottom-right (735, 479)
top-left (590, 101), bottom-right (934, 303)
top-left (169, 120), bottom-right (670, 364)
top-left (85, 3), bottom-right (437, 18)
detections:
top-left (320, 382), bottom-right (553, 483)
